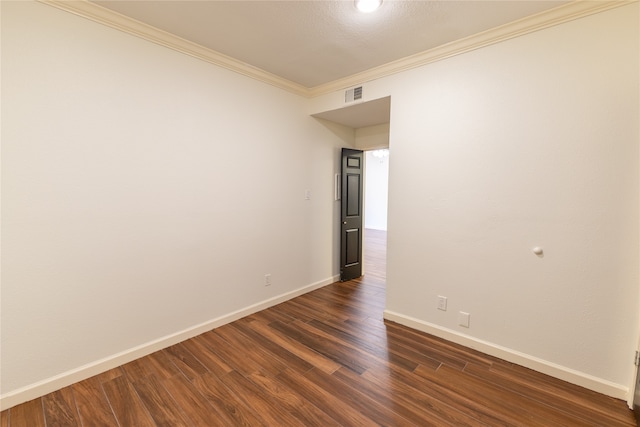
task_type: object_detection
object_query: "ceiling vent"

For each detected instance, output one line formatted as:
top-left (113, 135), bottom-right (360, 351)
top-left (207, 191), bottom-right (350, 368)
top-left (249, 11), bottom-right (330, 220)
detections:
top-left (345, 86), bottom-right (363, 103)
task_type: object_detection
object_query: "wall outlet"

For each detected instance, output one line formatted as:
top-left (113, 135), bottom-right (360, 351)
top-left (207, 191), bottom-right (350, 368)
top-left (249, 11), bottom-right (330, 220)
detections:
top-left (458, 311), bottom-right (470, 328)
top-left (264, 274), bottom-right (272, 286)
top-left (437, 296), bottom-right (447, 311)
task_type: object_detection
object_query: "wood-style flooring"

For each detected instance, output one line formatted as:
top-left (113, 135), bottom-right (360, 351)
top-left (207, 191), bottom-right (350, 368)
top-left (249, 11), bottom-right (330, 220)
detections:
top-left (1, 228), bottom-right (636, 426)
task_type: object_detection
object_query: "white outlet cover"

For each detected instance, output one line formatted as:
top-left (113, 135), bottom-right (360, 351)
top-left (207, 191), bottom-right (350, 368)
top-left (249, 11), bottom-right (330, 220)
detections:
top-left (458, 311), bottom-right (470, 328)
top-left (437, 296), bottom-right (447, 311)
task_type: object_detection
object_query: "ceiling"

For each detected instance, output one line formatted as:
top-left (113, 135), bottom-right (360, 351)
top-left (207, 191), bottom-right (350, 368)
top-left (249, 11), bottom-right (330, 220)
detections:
top-left (93, 0), bottom-right (568, 89)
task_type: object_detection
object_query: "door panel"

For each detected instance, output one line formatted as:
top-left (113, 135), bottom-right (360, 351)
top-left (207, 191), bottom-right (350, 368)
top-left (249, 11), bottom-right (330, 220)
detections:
top-left (346, 174), bottom-right (361, 216)
top-left (341, 148), bottom-right (364, 281)
top-left (345, 229), bottom-right (360, 265)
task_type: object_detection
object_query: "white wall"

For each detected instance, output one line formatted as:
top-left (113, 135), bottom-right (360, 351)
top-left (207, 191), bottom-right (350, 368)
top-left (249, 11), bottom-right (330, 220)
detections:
top-left (2, 0), bottom-right (638, 407)
top-left (312, 3), bottom-right (639, 399)
top-left (1, 1), bottom-right (352, 405)
top-left (364, 151), bottom-right (389, 231)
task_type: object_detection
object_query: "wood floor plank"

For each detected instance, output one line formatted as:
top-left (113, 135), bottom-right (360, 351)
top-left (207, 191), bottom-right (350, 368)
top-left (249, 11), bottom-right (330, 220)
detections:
top-left (217, 370), bottom-right (307, 426)
top-left (284, 297), bottom-right (351, 322)
top-left (120, 350), bottom-right (182, 384)
top-left (230, 319), bottom-right (315, 374)
top-left (121, 357), bottom-right (153, 384)
top-left (308, 317), bottom-right (420, 372)
top-left (246, 317), bottom-right (342, 374)
top-left (209, 325), bottom-right (289, 376)
top-left (268, 300), bottom-right (317, 323)
top-left (192, 372), bottom-right (266, 426)
top-left (247, 370), bottom-right (342, 427)
top-left (71, 375), bottom-right (120, 426)
top-left (318, 281), bottom-right (382, 305)
top-left (383, 320), bottom-right (470, 370)
top-left (332, 316), bottom-right (442, 371)
top-left (318, 278), bottom-right (386, 304)
top-left (416, 363), bottom-right (596, 426)
top-left (132, 374), bottom-right (192, 426)
top-left (102, 375), bottom-right (156, 427)
top-left (6, 399), bottom-right (45, 427)
top-left (363, 363), bottom-right (517, 426)
top-left (162, 373), bottom-right (227, 426)
top-left (245, 306), bottom-right (296, 324)
top-left (303, 366), bottom-right (418, 427)
top-left (42, 387), bottom-right (80, 426)
top-left (491, 359), bottom-right (635, 419)
top-left (305, 287), bottom-right (384, 318)
top-left (144, 351), bottom-right (184, 379)
top-left (335, 365), bottom-right (489, 427)
top-left (181, 335), bottom-right (234, 377)
top-left (292, 318), bottom-right (387, 370)
top-left (270, 319), bottom-right (371, 374)
top-left (198, 330), bottom-right (267, 376)
top-left (163, 343), bottom-right (209, 380)
top-left (0, 410), bottom-right (8, 427)
top-left (384, 319), bottom-right (497, 367)
top-left (276, 368), bottom-right (378, 426)
top-left (464, 362), bottom-right (636, 427)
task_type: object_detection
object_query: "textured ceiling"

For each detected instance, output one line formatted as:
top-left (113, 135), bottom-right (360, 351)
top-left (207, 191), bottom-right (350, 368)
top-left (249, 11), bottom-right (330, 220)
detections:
top-left (93, 0), bottom-right (567, 88)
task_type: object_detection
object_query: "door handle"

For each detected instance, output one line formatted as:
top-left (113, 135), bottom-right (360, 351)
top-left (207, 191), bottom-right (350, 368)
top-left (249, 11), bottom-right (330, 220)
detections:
top-left (343, 221), bottom-right (347, 225)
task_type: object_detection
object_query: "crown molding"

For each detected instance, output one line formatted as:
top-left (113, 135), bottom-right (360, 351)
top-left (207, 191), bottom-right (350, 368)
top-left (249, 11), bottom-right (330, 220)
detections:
top-left (307, 0), bottom-right (635, 97)
top-left (39, 0), bottom-right (633, 99)
top-left (37, 0), bottom-right (311, 97)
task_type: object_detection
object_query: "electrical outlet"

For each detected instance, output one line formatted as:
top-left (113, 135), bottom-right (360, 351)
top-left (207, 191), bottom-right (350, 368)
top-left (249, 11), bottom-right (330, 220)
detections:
top-left (437, 296), bottom-right (447, 311)
top-left (264, 274), bottom-right (272, 286)
top-left (458, 311), bottom-right (470, 328)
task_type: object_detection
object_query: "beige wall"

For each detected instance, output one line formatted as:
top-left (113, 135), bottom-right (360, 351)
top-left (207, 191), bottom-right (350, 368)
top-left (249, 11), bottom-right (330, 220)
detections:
top-left (2, 0), bottom-right (639, 409)
top-left (1, 1), bottom-right (351, 406)
top-left (313, 2), bottom-right (639, 399)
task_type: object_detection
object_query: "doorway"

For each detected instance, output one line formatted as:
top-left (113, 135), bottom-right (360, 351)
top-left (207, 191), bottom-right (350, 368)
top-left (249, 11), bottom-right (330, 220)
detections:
top-left (363, 149), bottom-right (389, 281)
top-left (311, 95), bottom-right (391, 282)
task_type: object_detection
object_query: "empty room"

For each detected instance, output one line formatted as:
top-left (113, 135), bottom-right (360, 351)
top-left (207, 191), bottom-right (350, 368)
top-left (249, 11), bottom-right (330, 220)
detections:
top-left (2, 0), bottom-right (639, 425)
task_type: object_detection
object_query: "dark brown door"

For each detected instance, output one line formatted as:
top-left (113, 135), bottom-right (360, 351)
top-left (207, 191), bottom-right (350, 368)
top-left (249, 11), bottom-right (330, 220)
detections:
top-left (340, 148), bottom-right (364, 281)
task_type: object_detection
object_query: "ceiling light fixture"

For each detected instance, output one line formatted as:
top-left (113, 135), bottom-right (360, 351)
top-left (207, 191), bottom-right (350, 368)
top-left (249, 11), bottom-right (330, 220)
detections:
top-left (372, 149), bottom-right (389, 159)
top-left (355, 0), bottom-right (382, 13)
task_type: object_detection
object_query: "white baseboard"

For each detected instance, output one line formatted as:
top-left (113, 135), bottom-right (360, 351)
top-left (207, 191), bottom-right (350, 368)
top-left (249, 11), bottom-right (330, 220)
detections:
top-left (0, 275), bottom-right (339, 411)
top-left (383, 310), bottom-right (628, 401)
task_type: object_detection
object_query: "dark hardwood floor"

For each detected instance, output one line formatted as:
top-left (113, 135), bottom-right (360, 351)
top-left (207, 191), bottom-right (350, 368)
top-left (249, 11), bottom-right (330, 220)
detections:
top-left (1, 228), bottom-right (636, 426)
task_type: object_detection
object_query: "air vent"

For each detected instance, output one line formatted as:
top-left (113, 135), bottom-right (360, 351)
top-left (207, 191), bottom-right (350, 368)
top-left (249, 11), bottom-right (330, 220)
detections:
top-left (345, 86), bottom-right (363, 103)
